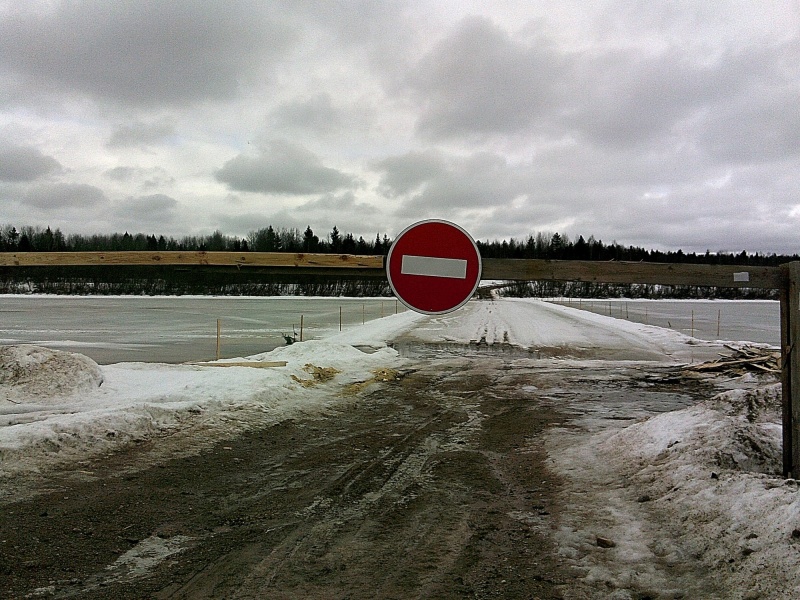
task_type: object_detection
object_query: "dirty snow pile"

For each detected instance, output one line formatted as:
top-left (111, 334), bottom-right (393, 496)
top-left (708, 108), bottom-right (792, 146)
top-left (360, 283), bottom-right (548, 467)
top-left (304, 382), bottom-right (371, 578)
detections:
top-left (0, 338), bottom-right (406, 482)
top-left (548, 381), bottom-right (798, 599)
top-left (0, 345), bottom-right (103, 404)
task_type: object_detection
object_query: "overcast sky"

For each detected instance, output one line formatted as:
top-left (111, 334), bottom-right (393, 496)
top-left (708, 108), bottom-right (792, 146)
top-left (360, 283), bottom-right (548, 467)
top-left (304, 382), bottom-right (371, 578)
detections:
top-left (1, 1), bottom-right (798, 254)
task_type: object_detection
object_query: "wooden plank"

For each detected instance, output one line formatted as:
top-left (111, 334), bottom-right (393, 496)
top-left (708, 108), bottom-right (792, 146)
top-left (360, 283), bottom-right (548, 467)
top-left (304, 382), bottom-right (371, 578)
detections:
top-left (202, 266), bottom-right (387, 278)
top-left (689, 356), bottom-right (774, 371)
top-left (482, 258), bottom-right (784, 290)
top-left (0, 251), bottom-right (384, 269)
top-left (187, 361), bottom-right (288, 368)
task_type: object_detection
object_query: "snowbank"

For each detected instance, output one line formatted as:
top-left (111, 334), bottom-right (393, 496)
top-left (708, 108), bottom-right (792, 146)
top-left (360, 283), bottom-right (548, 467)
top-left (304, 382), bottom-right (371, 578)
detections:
top-left (320, 308), bottom-right (426, 347)
top-left (0, 338), bottom-right (405, 484)
top-left (0, 345), bottom-right (103, 404)
top-left (548, 382), bottom-right (798, 599)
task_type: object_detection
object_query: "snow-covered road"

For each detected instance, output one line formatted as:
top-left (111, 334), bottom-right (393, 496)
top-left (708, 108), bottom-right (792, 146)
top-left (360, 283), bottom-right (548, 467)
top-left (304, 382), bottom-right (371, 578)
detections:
top-left (398, 298), bottom-right (722, 362)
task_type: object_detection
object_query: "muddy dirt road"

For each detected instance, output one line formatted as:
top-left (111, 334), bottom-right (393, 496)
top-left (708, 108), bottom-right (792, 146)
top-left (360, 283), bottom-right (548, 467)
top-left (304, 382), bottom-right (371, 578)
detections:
top-left (1, 348), bottom-right (713, 599)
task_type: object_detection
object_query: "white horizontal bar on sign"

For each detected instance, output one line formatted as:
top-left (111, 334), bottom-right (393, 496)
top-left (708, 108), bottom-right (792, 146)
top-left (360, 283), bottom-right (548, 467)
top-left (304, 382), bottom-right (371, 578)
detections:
top-left (401, 255), bottom-right (468, 279)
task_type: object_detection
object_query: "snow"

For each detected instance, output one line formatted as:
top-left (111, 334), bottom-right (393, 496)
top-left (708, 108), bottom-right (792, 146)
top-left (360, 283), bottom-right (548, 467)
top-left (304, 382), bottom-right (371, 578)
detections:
top-left (547, 383), bottom-right (797, 599)
top-left (0, 345), bottom-right (104, 404)
top-left (1, 296), bottom-right (794, 597)
top-left (0, 340), bottom-right (408, 482)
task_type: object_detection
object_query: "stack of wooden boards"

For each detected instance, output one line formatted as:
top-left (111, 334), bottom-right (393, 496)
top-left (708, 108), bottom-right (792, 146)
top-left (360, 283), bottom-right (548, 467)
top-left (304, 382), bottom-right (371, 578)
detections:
top-left (684, 344), bottom-right (781, 375)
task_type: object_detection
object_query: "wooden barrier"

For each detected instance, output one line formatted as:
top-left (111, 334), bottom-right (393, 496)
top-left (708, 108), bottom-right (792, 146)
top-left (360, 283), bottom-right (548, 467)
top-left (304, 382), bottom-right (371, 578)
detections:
top-left (0, 250), bottom-right (384, 269)
top-left (482, 258), bottom-right (784, 289)
top-left (1, 251), bottom-right (798, 477)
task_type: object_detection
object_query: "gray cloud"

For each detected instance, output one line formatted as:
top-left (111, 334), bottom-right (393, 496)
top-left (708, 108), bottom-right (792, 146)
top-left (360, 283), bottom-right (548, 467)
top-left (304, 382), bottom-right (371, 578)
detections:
top-left (406, 16), bottom-right (568, 140)
top-left (110, 194), bottom-right (180, 235)
top-left (107, 122), bottom-right (176, 148)
top-left (114, 194), bottom-right (178, 228)
top-left (0, 142), bottom-right (62, 182)
top-left (215, 140), bottom-right (358, 195)
top-left (566, 43), bottom-right (793, 150)
top-left (373, 150), bottom-right (525, 215)
top-left (404, 15), bottom-right (798, 159)
top-left (401, 152), bottom-right (522, 213)
top-left (216, 192), bottom-right (382, 241)
top-left (269, 94), bottom-right (341, 134)
top-left (279, 192), bottom-right (380, 233)
top-left (104, 167), bottom-right (137, 182)
top-left (23, 183), bottom-right (107, 209)
top-left (104, 166), bottom-right (175, 191)
top-left (699, 84), bottom-right (800, 163)
top-left (301, 191), bottom-right (367, 211)
top-left (0, 1), bottom-right (295, 107)
top-left (372, 150), bottom-right (447, 197)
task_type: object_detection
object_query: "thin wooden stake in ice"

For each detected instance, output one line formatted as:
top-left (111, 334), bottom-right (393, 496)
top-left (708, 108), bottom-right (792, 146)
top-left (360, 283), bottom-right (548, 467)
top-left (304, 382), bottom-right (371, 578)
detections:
top-left (400, 255), bottom-right (468, 279)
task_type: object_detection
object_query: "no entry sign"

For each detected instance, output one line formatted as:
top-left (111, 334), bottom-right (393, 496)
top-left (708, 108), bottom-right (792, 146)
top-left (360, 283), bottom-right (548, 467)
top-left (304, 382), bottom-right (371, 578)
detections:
top-left (386, 220), bottom-right (482, 314)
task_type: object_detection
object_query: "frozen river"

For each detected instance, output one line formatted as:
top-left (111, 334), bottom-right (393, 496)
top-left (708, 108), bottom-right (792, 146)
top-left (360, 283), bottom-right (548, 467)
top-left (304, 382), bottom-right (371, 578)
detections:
top-left (0, 296), bottom-right (402, 364)
top-left (0, 295), bottom-right (779, 364)
top-left (552, 298), bottom-right (780, 346)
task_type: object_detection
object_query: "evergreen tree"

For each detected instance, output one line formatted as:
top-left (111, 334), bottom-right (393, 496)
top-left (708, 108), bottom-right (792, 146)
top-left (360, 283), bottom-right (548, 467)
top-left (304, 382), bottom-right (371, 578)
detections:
top-left (303, 226), bottom-right (319, 252)
top-left (329, 226), bottom-right (342, 252)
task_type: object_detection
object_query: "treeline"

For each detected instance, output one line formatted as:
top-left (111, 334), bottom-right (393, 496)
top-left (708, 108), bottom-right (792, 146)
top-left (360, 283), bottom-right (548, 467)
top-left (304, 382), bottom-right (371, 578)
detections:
top-left (3, 224), bottom-right (797, 266)
top-left (1, 224), bottom-right (797, 298)
top-left (497, 280), bottom-right (776, 300)
top-left (477, 231), bottom-right (797, 266)
top-left (0, 224), bottom-right (392, 255)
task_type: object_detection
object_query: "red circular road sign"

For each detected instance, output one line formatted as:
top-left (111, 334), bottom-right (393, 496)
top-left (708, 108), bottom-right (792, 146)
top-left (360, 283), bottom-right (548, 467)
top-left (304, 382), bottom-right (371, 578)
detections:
top-left (386, 220), bottom-right (482, 315)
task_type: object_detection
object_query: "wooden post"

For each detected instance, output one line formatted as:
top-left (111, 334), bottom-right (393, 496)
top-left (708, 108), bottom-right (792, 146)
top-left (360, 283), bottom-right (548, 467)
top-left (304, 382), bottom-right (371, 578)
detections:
top-left (717, 309), bottom-right (721, 338)
top-left (300, 315), bottom-right (304, 342)
top-left (691, 310), bottom-right (694, 338)
top-left (339, 306), bottom-right (342, 331)
top-left (362, 303), bottom-right (365, 325)
top-left (782, 262), bottom-right (800, 478)
top-left (216, 319), bottom-right (221, 360)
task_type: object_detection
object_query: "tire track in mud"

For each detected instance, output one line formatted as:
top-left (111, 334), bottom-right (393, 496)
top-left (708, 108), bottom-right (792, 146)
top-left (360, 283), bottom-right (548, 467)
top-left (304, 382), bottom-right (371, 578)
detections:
top-left (149, 359), bottom-right (572, 600)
